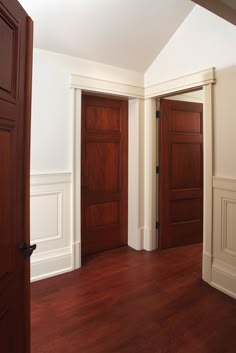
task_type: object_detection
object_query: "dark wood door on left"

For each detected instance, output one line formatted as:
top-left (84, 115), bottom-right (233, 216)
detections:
top-left (0, 1), bottom-right (33, 352)
top-left (81, 94), bottom-right (128, 256)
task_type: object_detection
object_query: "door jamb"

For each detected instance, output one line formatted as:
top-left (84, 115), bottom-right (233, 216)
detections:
top-left (145, 70), bottom-right (215, 284)
top-left (70, 75), bottom-right (145, 269)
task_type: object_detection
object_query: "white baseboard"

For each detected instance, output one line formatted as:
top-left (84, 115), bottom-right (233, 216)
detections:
top-left (128, 227), bottom-right (144, 250)
top-left (211, 260), bottom-right (236, 299)
top-left (210, 282), bottom-right (236, 300)
top-left (143, 227), bottom-right (157, 251)
top-left (72, 241), bottom-right (81, 269)
top-left (31, 247), bottom-right (72, 282)
top-left (202, 251), bottom-right (212, 284)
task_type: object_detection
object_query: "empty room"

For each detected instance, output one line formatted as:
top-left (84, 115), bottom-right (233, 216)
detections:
top-left (1, 1), bottom-right (236, 353)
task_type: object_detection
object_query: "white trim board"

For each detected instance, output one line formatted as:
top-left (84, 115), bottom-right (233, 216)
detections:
top-left (30, 172), bottom-right (72, 186)
top-left (71, 68), bottom-right (215, 100)
top-left (31, 247), bottom-right (72, 282)
top-left (213, 176), bottom-right (236, 191)
top-left (145, 68), bottom-right (215, 98)
top-left (71, 74), bottom-right (144, 98)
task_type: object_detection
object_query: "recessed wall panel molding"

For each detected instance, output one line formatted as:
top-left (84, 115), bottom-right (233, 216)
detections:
top-left (30, 173), bottom-right (72, 282)
top-left (212, 177), bottom-right (236, 298)
top-left (31, 191), bottom-right (62, 243)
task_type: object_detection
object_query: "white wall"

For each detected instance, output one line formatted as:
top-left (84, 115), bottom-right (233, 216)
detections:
top-left (31, 49), bottom-right (143, 174)
top-left (145, 5), bottom-right (236, 298)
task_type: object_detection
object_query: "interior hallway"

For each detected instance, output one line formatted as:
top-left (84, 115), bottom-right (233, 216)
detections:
top-left (31, 244), bottom-right (236, 353)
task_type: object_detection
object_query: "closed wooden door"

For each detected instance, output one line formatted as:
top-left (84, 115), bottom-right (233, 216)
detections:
top-left (81, 94), bottom-right (128, 256)
top-left (159, 99), bottom-right (203, 249)
top-left (0, 1), bottom-right (33, 352)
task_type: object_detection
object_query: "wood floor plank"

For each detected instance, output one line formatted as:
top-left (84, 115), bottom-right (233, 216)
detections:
top-left (31, 244), bottom-right (236, 353)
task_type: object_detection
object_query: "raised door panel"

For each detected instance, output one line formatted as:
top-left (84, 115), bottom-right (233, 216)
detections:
top-left (85, 106), bottom-right (120, 131)
top-left (171, 143), bottom-right (202, 190)
top-left (0, 127), bottom-right (15, 286)
top-left (85, 201), bottom-right (119, 228)
top-left (85, 142), bottom-right (119, 192)
top-left (0, 307), bottom-right (15, 352)
top-left (170, 198), bottom-right (201, 223)
top-left (170, 110), bottom-right (202, 134)
top-left (0, 9), bottom-right (18, 102)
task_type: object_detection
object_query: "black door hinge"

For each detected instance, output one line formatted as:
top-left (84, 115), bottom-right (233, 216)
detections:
top-left (156, 111), bottom-right (161, 119)
top-left (156, 222), bottom-right (160, 230)
top-left (156, 165), bottom-right (160, 174)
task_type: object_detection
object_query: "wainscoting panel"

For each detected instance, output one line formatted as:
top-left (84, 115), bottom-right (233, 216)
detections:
top-left (30, 173), bottom-right (73, 282)
top-left (212, 177), bottom-right (236, 298)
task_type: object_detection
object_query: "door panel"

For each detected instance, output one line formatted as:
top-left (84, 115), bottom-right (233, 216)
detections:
top-left (0, 309), bottom-right (13, 352)
top-left (85, 201), bottom-right (119, 228)
top-left (85, 142), bottom-right (119, 191)
top-left (0, 0), bottom-right (33, 352)
top-left (0, 128), bottom-right (14, 282)
top-left (170, 110), bottom-right (201, 133)
top-left (0, 8), bottom-right (18, 101)
top-left (171, 142), bottom-right (202, 189)
top-left (85, 106), bottom-right (120, 131)
top-left (159, 99), bottom-right (203, 249)
top-left (170, 198), bottom-right (201, 223)
top-left (82, 95), bottom-right (128, 256)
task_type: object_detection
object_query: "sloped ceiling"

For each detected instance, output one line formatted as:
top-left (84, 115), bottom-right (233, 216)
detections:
top-left (18, 0), bottom-right (194, 72)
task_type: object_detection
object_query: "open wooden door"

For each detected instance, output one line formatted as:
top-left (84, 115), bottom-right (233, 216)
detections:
top-left (159, 99), bottom-right (203, 249)
top-left (0, 1), bottom-right (33, 352)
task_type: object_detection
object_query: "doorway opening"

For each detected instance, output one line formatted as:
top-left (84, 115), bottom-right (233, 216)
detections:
top-left (157, 89), bottom-right (204, 252)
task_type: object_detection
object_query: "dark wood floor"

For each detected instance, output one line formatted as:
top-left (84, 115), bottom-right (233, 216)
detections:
top-left (31, 244), bottom-right (236, 353)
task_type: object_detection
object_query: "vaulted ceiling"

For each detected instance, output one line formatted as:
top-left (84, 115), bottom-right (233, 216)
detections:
top-left (18, 0), bottom-right (194, 72)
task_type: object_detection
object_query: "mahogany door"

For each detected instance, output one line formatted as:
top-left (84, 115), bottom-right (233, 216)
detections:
top-left (81, 94), bottom-right (128, 256)
top-left (0, 1), bottom-right (33, 352)
top-left (159, 99), bottom-right (203, 249)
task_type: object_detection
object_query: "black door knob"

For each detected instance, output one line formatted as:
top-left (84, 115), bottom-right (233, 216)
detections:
top-left (18, 243), bottom-right (37, 259)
